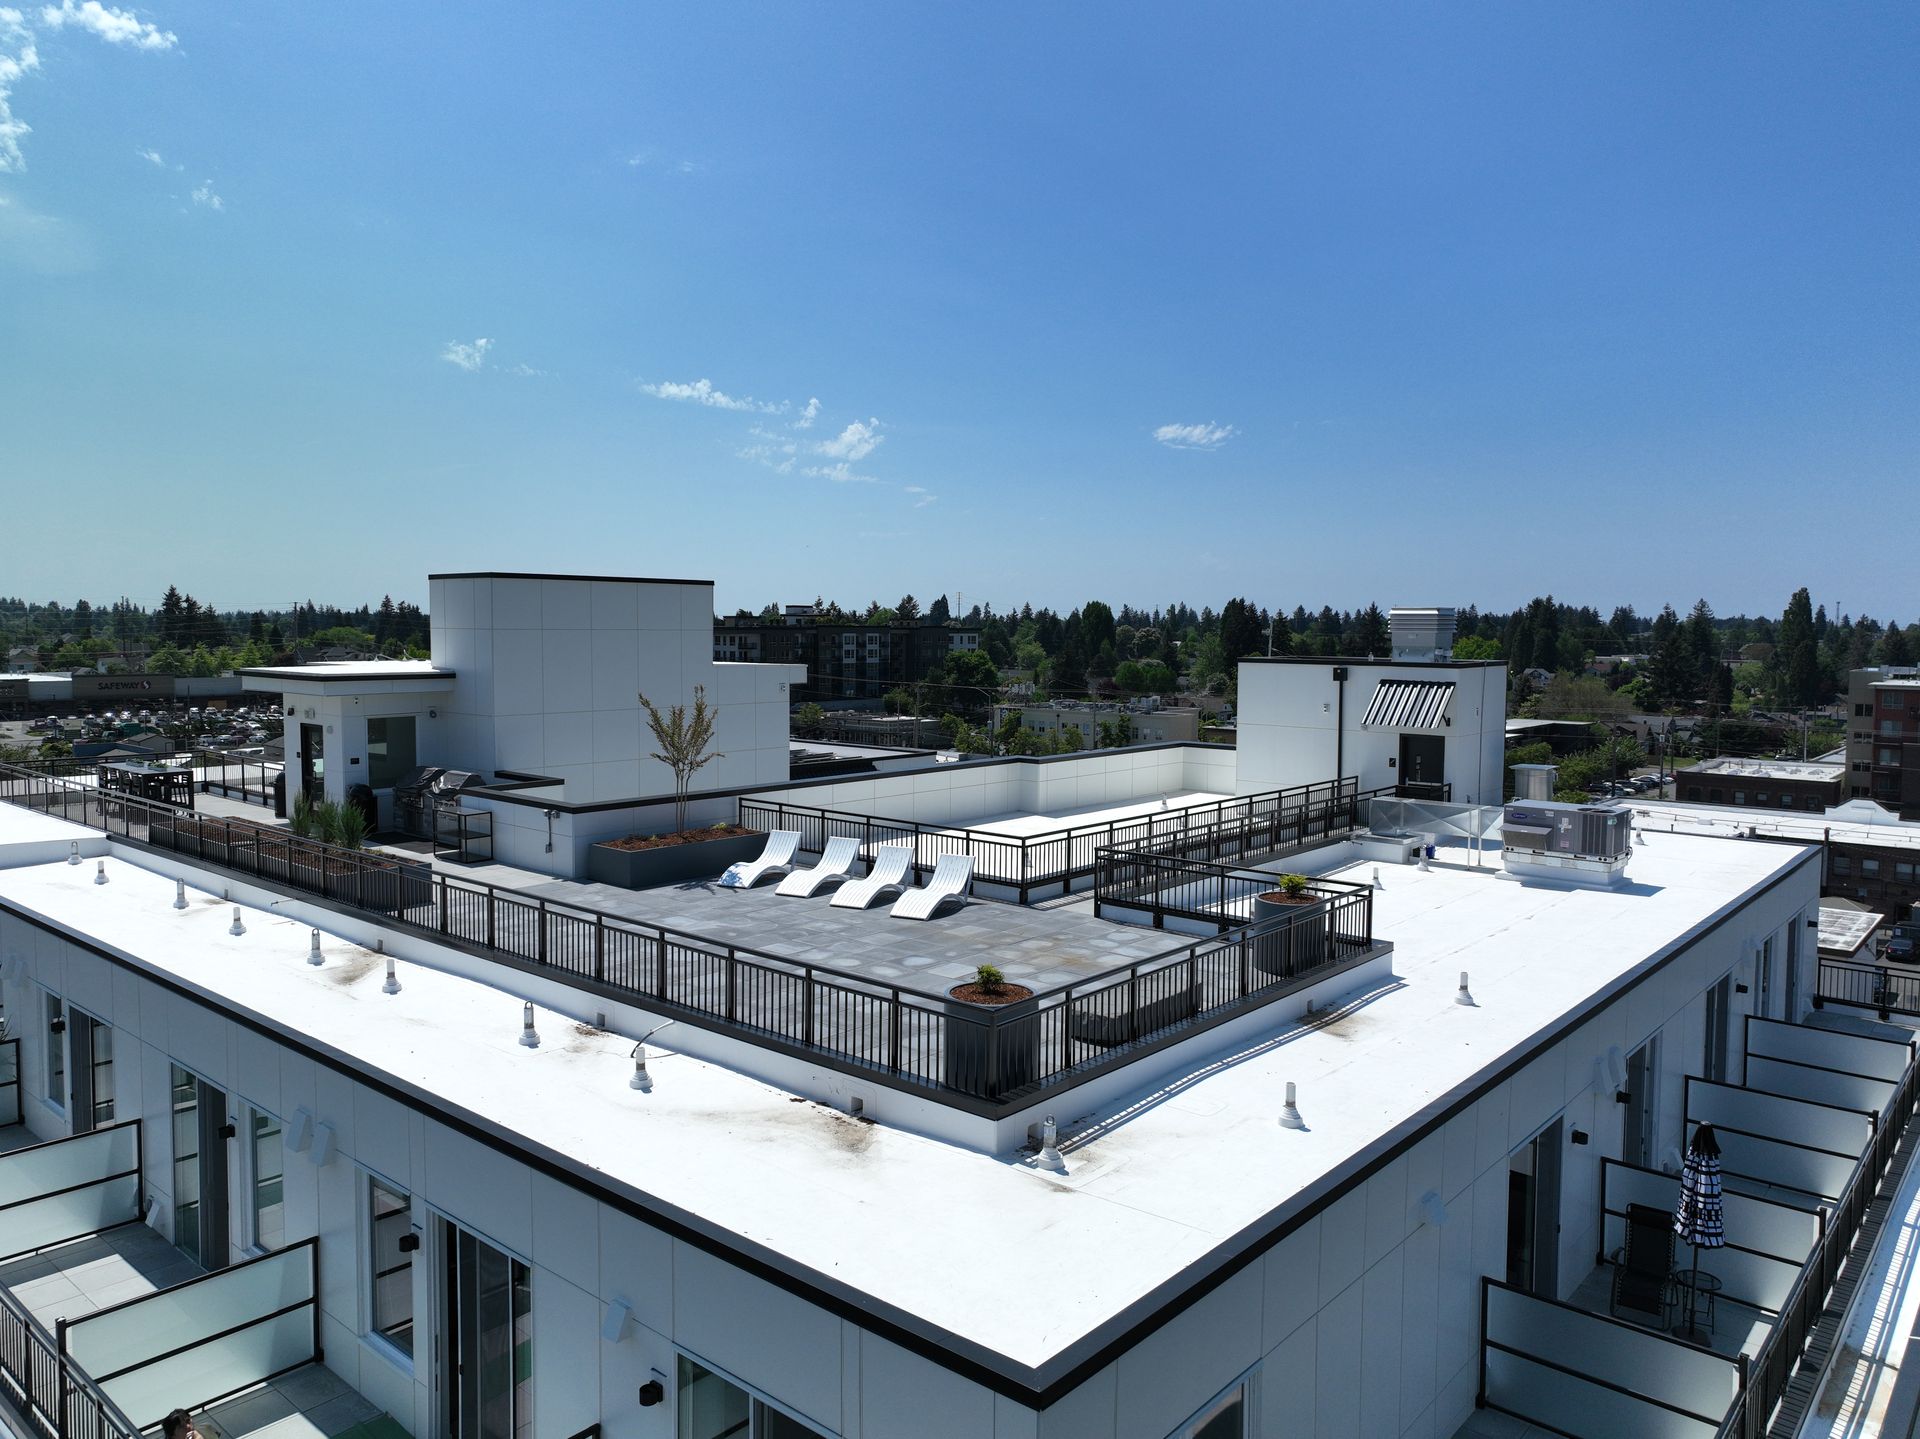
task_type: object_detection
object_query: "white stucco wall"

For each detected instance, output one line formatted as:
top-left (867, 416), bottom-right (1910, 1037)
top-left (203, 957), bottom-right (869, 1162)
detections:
top-left (430, 575), bottom-right (800, 805)
top-left (1234, 660), bottom-right (1508, 806)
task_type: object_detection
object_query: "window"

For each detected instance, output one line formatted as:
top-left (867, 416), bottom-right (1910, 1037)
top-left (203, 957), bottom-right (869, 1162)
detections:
top-left (1863, 859), bottom-right (1881, 878)
top-left (1709, 788), bottom-right (1723, 803)
top-left (1704, 977), bottom-right (1731, 1083)
top-left (170, 1064), bottom-right (201, 1263)
top-left (1833, 855), bottom-right (1853, 875)
top-left (369, 1177), bottom-right (415, 1358)
top-left (1781, 795), bottom-right (1796, 807)
top-left (85, 1015), bottom-right (113, 1127)
top-left (677, 1357), bottom-right (828, 1439)
top-left (366, 716), bottom-right (418, 789)
top-left (1754, 792), bottom-right (1768, 805)
top-left (249, 1109), bottom-right (285, 1251)
top-left (1886, 691), bottom-right (1907, 710)
top-left (44, 993), bottom-right (65, 1110)
top-left (1884, 721), bottom-right (1901, 737)
top-left (1169, 1378), bottom-right (1250, 1438)
top-left (1686, 786), bottom-right (1702, 800)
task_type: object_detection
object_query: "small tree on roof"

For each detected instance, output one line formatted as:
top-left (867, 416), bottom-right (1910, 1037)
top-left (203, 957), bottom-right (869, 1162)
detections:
top-left (639, 685), bottom-right (725, 834)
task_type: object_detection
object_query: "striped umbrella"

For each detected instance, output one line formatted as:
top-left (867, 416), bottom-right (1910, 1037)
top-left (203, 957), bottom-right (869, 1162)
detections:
top-left (1673, 1122), bottom-right (1725, 1342)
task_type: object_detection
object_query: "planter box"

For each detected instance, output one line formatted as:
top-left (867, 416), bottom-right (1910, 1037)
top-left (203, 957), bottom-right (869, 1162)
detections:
top-left (1251, 894), bottom-right (1330, 980)
top-left (587, 831), bottom-right (769, 890)
top-left (942, 994), bottom-right (1042, 1100)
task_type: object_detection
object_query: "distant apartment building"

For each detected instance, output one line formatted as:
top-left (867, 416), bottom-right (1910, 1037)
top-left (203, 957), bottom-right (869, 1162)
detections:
top-left (993, 699), bottom-right (1203, 747)
top-left (1676, 756), bottom-right (1846, 812)
top-left (1845, 667), bottom-right (1920, 815)
top-left (714, 604), bottom-right (982, 704)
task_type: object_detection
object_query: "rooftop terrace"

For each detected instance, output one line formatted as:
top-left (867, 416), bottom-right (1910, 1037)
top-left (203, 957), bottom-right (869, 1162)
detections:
top-left (0, 810), bottom-right (1816, 1391)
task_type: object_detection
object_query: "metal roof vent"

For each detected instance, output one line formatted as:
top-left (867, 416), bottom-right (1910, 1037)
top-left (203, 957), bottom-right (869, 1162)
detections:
top-left (1511, 763), bottom-right (1557, 801)
top-left (1389, 607), bottom-right (1457, 662)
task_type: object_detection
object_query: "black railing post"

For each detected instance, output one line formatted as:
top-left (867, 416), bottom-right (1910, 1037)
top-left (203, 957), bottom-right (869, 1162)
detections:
top-left (654, 928), bottom-right (668, 998)
top-left (593, 915), bottom-right (606, 982)
top-left (725, 950), bottom-right (737, 1023)
top-left (537, 899), bottom-right (549, 965)
top-left (803, 965), bottom-right (816, 1046)
top-left (888, 989), bottom-right (902, 1074)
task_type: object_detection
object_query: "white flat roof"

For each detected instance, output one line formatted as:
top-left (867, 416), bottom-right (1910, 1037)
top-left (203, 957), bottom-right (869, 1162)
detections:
top-left (1683, 757), bottom-right (1843, 781)
top-left (0, 828), bottom-right (1811, 1383)
top-left (1629, 798), bottom-right (1920, 853)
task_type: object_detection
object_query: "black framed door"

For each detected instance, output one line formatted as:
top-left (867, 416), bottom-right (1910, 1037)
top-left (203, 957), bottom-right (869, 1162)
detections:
top-left (440, 1220), bottom-right (531, 1439)
top-left (169, 1065), bottom-right (230, 1269)
top-left (1398, 733), bottom-right (1446, 789)
top-left (300, 723), bottom-right (325, 801)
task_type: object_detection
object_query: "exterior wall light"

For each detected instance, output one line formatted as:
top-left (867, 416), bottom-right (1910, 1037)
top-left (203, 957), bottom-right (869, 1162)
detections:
top-left (638, 1378), bottom-right (666, 1407)
top-left (601, 1298), bottom-right (633, 1343)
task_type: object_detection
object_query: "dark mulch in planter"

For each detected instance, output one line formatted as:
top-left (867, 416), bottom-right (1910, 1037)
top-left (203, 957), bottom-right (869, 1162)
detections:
top-left (948, 982), bottom-right (1036, 1006)
top-left (601, 824), bottom-right (759, 853)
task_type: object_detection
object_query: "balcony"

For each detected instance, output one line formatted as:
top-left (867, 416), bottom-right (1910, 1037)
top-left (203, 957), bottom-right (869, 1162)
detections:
top-left (0, 1105), bottom-right (393, 1439)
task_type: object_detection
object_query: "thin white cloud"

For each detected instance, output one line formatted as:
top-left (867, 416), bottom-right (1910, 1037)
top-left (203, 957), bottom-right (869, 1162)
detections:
top-left (0, 8), bottom-right (41, 173)
top-left (506, 362), bottom-right (546, 378)
top-left (38, 0), bottom-right (174, 50)
top-left (904, 485), bottom-right (936, 509)
top-left (441, 338), bottom-right (492, 372)
top-left (136, 145), bottom-right (161, 165)
top-left (792, 396), bottom-right (820, 430)
top-left (624, 148), bottom-right (699, 175)
top-left (1153, 421), bottom-right (1237, 451)
top-left (189, 179), bottom-right (221, 211)
top-left (2, 1), bottom-right (173, 172)
top-left (638, 377), bottom-right (780, 413)
top-left (803, 462), bottom-right (880, 486)
top-left (815, 418), bottom-right (883, 463)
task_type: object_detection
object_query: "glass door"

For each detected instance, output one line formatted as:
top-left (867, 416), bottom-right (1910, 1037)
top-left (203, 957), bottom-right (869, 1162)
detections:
top-left (68, 1012), bottom-right (113, 1133)
top-left (1623, 1038), bottom-right (1658, 1169)
top-left (440, 1221), bottom-right (532, 1439)
top-left (169, 1064), bottom-right (229, 1269)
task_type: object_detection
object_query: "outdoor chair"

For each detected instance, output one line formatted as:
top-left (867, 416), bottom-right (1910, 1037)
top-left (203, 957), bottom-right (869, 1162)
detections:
top-left (776, 836), bottom-right (860, 897)
top-left (829, 844), bottom-right (914, 909)
top-left (890, 854), bottom-right (974, 920)
top-left (1610, 1201), bottom-right (1676, 1328)
top-left (718, 830), bottom-right (800, 889)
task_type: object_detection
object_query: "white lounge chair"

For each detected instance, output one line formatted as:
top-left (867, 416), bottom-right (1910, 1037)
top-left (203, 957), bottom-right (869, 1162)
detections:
top-left (829, 844), bottom-right (914, 909)
top-left (776, 836), bottom-right (861, 897)
top-left (891, 853), bottom-right (973, 920)
top-left (718, 830), bottom-right (801, 888)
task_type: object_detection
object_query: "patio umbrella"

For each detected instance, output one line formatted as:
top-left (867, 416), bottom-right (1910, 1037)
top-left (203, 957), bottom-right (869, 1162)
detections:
top-left (1672, 1121), bottom-right (1725, 1343)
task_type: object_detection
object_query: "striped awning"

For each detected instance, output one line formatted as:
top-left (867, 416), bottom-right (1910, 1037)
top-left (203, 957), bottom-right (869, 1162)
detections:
top-left (1361, 678), bottom-right (1455, 729)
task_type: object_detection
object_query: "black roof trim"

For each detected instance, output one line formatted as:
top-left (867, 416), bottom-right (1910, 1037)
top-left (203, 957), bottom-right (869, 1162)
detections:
top-left (429, 571), bottom-right (712, 587)
top-left (236, 667), bottom-right (456, 682)
top-left (1240, 655), bottom-right (1508, 670)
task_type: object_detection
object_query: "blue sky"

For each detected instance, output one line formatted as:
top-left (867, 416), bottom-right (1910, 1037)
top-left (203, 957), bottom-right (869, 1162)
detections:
top-left (2, 3), bottom-right (1914, 622)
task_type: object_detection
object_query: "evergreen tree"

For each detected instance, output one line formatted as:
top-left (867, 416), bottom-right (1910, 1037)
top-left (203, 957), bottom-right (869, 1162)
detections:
top-left (1353, 603), bottom-right (1390, 658)
top-left (927, 594), bottom-right (951, 625)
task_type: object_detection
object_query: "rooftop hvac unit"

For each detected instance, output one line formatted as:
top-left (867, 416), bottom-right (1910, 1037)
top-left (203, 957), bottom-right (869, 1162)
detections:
top-left (1500, 799), bottom-right (1632, 889)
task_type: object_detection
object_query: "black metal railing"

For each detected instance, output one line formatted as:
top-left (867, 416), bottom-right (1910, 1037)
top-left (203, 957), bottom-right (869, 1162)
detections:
top-left (1714, 1049), bottom-right (1920, 1437)
top-left (1092, 849), bottom-right (1375, 937)
top-left (0, 1036), bottom-right (18, 1127)
top-left (1815, 958), bottom-right (1920, 1019)
top-left (0, 762), bottom-right (1387, 1113)
top-left (740, 777), bottom-right (1370, 901)
top-left (0, 1286), bottom-right (138, 1439)
top-left (3, 751), bottom-right (278, 809)
top-left (1394, 780), bottom-right (1452, 801)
